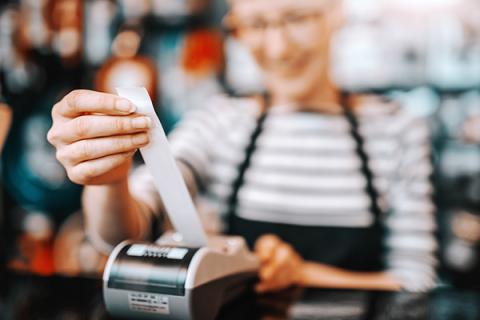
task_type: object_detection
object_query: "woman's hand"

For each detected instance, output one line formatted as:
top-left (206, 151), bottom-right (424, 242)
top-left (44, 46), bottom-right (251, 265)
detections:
top-left (254, 234), bottom-right (305, 293)
top-left (47, 90), bottom-right (152, 185)
top-left (254, 234), bottom-right (403, 292)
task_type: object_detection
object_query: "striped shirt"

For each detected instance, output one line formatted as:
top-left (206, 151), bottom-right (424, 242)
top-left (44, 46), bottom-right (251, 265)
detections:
top-left (129, 94), bottom-right (437, 292)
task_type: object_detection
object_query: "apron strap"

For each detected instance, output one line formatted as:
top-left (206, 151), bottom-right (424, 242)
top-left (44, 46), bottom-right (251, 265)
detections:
top-left (227, 92), bottom-right (383, 234)
top-left (226, 94), bottom-right (270, 234)
top-left (340, 92), bottom-right (383, 223)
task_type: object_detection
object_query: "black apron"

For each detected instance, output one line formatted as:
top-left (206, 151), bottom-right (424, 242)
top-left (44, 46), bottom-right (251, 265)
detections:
top-left (226, 95), bottom-right (385, 272)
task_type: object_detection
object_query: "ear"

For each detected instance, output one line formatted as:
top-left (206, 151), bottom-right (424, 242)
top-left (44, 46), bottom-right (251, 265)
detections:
top-left (222, 12), bottom-right (239, 38)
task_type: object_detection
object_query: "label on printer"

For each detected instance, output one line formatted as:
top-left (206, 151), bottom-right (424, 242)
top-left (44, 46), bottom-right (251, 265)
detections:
top-left (128, 292), bottom-right (170, 315)
top-left (127, 244), bottom-right (188, 260)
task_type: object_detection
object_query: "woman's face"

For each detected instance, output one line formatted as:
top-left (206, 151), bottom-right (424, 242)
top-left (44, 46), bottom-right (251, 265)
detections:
top-left (230, 0), bottom-right (340, 104)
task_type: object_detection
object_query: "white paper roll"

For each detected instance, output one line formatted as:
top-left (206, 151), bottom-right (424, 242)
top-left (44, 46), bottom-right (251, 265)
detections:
top-left (116, 87), bottom-right (208, 247)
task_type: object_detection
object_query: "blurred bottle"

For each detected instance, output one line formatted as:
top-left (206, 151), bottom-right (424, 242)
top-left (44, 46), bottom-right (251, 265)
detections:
top-left (8, 211), bottom-right (55, 276)
top-left (331, 1), bottom-right (480, 92)
top-left (150, 0), bottom-right (208, 24)
top-left (95, 24), bottom-right (158, 102)
top-left (117, 0), bottom-right (151, 21)
top-left (19, 0), bottom-right (52, 51)
top-left (84, 0), bottom-right (117, 66)
top-left (434, 91), bottom-right (480, 288)
top-left (331, 22), bottom-right (388, 91)
top-left (426, 13), bottom-right (480, 90)
top-left (117, 0), bottom-right (209, 23)
top-left (48, 0), bottom-right (83, 66)
top-left (389, 87), bottom-right (440, 118)
top-left (0, 7), bottom-right (42, 95)
top-left (441, 207), bottom-right (480, 289)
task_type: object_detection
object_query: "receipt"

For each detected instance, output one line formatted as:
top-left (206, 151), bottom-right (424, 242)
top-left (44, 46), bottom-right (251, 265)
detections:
top-left (116, 87), bottom-right (208, 247)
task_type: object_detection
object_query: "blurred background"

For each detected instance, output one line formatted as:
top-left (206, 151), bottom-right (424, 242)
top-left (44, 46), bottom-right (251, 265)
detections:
top-left (1, 0), bottom-right (480, 296)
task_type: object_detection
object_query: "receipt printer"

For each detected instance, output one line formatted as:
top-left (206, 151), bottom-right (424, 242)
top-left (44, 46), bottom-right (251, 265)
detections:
top-left (103, 234), bottom-right (259, 320)
top-left (103, 87), bottom-right (259, 319)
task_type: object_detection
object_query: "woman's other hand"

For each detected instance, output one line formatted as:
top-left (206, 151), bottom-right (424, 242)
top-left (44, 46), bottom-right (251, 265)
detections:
top-left (254, 234), bottom-right (305, 293)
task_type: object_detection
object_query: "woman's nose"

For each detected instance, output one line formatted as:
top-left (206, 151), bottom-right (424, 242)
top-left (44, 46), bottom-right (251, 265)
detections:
top-left (262, 25), bottom-right (292, 61)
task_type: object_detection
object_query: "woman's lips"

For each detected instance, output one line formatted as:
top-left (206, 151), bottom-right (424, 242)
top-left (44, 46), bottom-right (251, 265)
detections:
top-left (265, 56), bottom-right (309, 77)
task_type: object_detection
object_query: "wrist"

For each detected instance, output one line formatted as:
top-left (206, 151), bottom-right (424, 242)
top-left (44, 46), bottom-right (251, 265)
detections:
top-left (84, 177), bottom-right (129, 198)
top-left (84, 158), bottom-right (133, 186)
top-left (108, 175), bottom-right (130, 189)
top-left (294, 260), bottom-right (310, 287)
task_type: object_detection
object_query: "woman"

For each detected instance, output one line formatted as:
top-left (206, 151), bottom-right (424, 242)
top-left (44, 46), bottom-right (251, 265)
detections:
top-left (47, 0), bottom-right (436, 292)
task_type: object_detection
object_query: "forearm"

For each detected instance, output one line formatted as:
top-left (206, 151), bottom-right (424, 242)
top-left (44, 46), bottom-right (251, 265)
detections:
top-left (298, 262), bottom-right (402, 291)
top-left (83, 178), bottom-right (149, 250)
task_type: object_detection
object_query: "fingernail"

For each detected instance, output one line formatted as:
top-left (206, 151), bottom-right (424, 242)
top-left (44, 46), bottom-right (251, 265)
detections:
top-left (116, 99), bottom-right (136, 113)
top-left (132, 117), bottom-right (152, 129)
top-left (133, 134), bottom-right (149, 145)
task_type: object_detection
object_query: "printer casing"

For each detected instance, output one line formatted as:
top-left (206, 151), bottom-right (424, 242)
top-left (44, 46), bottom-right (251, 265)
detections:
top-left (103, 234), bottom-right (259, 320)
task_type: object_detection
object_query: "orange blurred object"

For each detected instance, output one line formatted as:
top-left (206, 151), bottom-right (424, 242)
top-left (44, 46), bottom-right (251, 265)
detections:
top-left (30, 238), bottom-right (56, 276)
top-left (0, 103), bottom-right (12, 153)
top-left (95, 28), bottom-right (158, 102)
top-left (181, 30), bottom-right (224, 77)
top-left (8, 213), bottom-right (56, 276)
top-left (96, 56), bottom-right (158, 102)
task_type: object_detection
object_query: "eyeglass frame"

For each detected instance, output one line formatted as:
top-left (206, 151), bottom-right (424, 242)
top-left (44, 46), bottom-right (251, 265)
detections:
top-left (223, 5), bottom-right (333, 47)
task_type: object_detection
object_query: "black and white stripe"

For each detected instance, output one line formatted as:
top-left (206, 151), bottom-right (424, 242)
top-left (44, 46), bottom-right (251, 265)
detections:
top-left (129, 94), bottom-right (437, 291)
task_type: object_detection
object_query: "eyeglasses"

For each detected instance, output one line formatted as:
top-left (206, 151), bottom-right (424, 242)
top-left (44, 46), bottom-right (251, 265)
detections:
top-left (232, 11), bottom-right (325, 47)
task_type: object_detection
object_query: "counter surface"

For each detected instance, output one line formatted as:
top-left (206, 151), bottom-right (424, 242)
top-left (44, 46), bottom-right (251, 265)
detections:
top-left (1, 272), bottom-right (479, 320)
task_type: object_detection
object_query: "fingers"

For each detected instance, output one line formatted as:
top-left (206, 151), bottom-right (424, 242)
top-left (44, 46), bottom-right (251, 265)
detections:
top-left (254, 236), bottom-right (302, 294)
top-left (68, 152), bottom-right (135, 185)
top-left (47, 90), bottom-right (145, 186)
top-left (256, 281), bottom-right (279, 294)
top-left (255, 234), bottom-right (282, 263)
top-left (53, 90), bottom-right (136, 118)
top-left (56, 133), bottom-right (149, 165)
top-left (50, 115), bottom-right (152, 143)
top-left (259, 244), bottom-right (292, 281)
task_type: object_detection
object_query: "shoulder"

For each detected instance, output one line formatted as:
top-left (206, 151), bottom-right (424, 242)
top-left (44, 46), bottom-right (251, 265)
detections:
top-left (355, 95), bottom-right (402, 119)
top-left (202, 94), bottom-right (259, 117)
top-left (200, 94), bottom-right (261, 132)
top-left (169, 94), bottom-right (260, 142)
top-left (179, 94), bottom-right (258, 127)
top-left (357, 95), bottom-right (430, 140)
